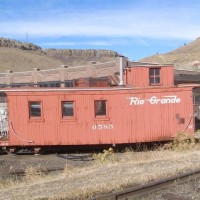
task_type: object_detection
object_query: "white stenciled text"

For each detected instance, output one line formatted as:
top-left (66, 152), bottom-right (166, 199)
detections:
top-left (129, 95), bottom-right (181, 106)
top-left (92, 124), bottom-right (113, 130)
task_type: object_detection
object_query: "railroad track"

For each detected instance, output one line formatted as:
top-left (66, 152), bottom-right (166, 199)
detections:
top-left (91, 169), bottom-right (200, 200)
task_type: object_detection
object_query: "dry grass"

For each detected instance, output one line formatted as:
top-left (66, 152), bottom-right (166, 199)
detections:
top-left (0, 165), bottom-right (47, 189)
top-left (0, 46), bottom-right (118, 72)
top-left (0, 147), bottom-right (200, 200)
top-left (0, 176), bottom-right (19, 189)
top-left (164, 132), bottom-right (199, 151)
top-left (140, 37), bottom-right (200, 70)
top-left (24, 165), bottom-right (47, 181)
top-left (0, 47), bottom-right (63, 72)
top-left (92, 147), bottom-right (117, 163)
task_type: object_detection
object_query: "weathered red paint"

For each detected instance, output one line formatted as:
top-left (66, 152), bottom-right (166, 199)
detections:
top-left (124, 65), bottom-right (174, 87)
top-left (0, 64), bottom-right (197, 148)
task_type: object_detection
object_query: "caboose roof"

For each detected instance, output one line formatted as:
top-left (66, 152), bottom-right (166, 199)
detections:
top-left (0, 84), bottom-right (199, 93)
top-left (127, 61), bottom-right (173, 67)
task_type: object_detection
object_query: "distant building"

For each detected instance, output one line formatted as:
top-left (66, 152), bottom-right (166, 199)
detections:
top-left (0, 57), bottom-right (200, 88)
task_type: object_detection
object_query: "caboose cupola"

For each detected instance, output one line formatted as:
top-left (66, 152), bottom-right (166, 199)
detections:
top-left (124, 62), bottom-right (174, 88)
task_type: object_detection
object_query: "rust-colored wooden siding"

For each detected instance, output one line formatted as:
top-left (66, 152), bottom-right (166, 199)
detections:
top-left (125, 66), bottom-right (174, 87)
top-left (4, 86), bottom-right (194, 147)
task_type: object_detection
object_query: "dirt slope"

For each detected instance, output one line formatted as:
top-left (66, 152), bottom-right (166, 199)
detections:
top-left (140, 37), bottom-right (200, 69)
top-left (0, 47), bottom-right (63, 72)
top-left (0, 38), bottom-right (119, 72)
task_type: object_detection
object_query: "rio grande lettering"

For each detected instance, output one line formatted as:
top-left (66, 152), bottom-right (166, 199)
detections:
top-left (128, 96), bottom-right (181, 106)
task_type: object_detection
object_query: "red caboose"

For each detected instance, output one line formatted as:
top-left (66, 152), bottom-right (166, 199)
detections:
top-left (0, 61), bottom-right (199, 152)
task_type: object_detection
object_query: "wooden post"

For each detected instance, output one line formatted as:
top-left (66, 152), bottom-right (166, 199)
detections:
top-left (5, 70), bottom-right (12, 87)
top-left (32, 68), bottom-right (40, 87)
top-left (60, 65), bottom-right (68, 88)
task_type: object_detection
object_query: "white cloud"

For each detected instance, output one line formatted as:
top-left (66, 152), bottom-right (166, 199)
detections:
top-left (1, 1), bottom-right (200, 40)
top-left (1, 19), bottom-right (199, 40)
top-left (41, 41), bottom-right (111, 46)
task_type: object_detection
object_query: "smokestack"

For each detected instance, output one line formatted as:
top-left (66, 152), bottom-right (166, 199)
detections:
top-left (118, 56), bottom-right (124, 86)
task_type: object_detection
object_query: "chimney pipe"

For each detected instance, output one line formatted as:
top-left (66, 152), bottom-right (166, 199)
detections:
top-left (118, 56), bottom-right (124, 86)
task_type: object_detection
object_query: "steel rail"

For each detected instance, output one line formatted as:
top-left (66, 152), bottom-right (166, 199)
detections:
top-left (91, 169), bottom-right (200, 200)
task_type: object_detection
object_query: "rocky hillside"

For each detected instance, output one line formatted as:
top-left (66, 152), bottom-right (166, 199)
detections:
top-left (140, 37), bottom-right (200, 70)
top-left (0, 37), bottom-right (41, 51)
top-left (44, 49), bottom-right (118, 66)
top-left (2, 37), bottom-right (200, 72)
top-left (0, 38), bottom-right (119, 72)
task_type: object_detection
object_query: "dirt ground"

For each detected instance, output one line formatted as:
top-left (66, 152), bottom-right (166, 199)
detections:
top-left (0, 153), bottom-right (94, 179)
top-left (0, 148), bottom-right (200, 200)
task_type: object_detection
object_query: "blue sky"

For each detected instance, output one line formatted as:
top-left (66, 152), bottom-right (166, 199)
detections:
top-left (1, 0), bottom-right (200, 60)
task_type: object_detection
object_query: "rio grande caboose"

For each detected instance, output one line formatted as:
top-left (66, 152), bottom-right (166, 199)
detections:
top-left (0, 58), bottom-right (199, 153)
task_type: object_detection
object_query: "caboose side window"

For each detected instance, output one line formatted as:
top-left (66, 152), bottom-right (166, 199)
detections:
top-left (94, 100), bottom-right (107, 117)
top-left (149, 68), bottom-right (161, 85)
top-left (29, 102), bottom-right (41, 117)
top-left (62, 101), bottom-right (74, 117)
